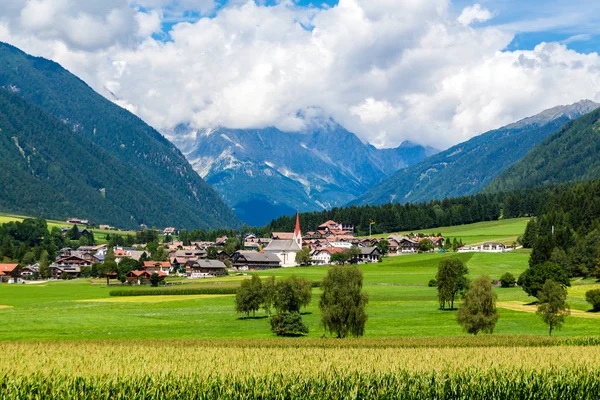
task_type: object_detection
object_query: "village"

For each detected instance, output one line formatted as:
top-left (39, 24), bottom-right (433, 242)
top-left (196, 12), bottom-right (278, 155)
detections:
top-left (0, 215), bottom-right (518, 285)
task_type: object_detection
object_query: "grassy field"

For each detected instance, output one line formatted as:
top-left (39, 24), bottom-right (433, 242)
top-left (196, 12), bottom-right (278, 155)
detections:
top-left (380, 217), bottom-right (530, 245)
top-left (2, 251), bottom-right (600, 341)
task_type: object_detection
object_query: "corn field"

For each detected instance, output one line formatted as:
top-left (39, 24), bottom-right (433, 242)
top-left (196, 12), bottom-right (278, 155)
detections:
top-left (2, 339), bottom-right (600, 399)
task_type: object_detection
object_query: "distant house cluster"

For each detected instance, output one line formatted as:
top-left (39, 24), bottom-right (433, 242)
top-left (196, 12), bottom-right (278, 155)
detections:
top-left (458, 242), bottom-right (517, 253)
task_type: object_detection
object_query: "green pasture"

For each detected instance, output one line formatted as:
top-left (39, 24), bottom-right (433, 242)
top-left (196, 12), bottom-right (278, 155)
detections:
top-left (2, 251), bottom-right (599, 341)
top-left (381, 217), bottom-right (530, 245)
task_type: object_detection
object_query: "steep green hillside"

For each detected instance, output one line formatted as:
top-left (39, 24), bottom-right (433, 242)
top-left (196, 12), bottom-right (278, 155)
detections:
top-left (0, 42), bottom-right (238, 229)
top-left (352, 101), bottom-right (599, 206)
top-left (486, 107), bottom-right (600, 193)
top-left (0, 90), bottom-right (220, 229)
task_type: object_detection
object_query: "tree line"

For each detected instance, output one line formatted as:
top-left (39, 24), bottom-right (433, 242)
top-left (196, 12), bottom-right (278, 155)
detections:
top-left (264, 184), bottom-right (572, 235)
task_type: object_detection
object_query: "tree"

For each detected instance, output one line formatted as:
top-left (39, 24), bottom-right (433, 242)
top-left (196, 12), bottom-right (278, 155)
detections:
top-left (100, 261), bottom-right (118, 286)
top-left (39, 250), bottom-right (50, 279)
top-left (456, 275), bottom-right (499, 335)
top-left (262, 276), bottom-right (276, 316)
top-left (274, 276), bottom-right (312, 314)
top-left (330, 252), bottom-right (349, 265)
top-left (436, 258), bottom-right (469, 310)
top-left (419, 239), bottom-right (434, 252)
top-left (499, 272), bottom-right (516, 288)
top-left (319, 265), bottom-right (368, 338)
top-left (206, 246), bottom-right (218, 260)
top-left (150, 272), bottom-right (161, 287)
top-left (518, 262), bottom-right (570, 298)
top-left (344, 247), bottom-right (361, 264)
top-left (235, 275), bottom-right (264, 317)
top-left (521, 218), bottom-right (538, 248)
top-left (536, 280), bottom-right (570, 336)
top-left (224, 239), bottom-right (238, 255)
top-left (376, 239), bottom-right (389, 255)
top-left (295, 248), bottom-right (312, 266)
top-left (270, 312), bottom-right (309, 336)
top-left (67, 224), bottom-right (81, 241)
top-left (585, 289), bottom-right (600, 312)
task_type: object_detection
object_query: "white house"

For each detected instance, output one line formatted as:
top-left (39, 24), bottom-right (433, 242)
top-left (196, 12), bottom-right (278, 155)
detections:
top-left (311, 248), bottom-right (345, 265)
top-left (458, 242), bottom-right (513, 253)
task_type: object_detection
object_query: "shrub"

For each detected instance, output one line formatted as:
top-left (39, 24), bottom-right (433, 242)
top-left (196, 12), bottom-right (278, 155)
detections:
top-left (270, 312), bottom-right (308, 336)
top-left (428, 279), bottom-right (437, 287)
top-left (585, 289), bottom-right (600, 311)
top-left (499, 272), bottom-right (516, 288)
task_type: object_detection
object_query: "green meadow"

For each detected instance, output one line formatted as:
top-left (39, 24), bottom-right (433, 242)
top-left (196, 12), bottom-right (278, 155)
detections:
top-left (385, 217), bottom-right (530, 245)
top-left (2, 250), bottom-right (600, 341)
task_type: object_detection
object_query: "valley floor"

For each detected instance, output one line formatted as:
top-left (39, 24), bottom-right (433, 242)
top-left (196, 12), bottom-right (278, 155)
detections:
top-left (2, 251), bottom-right (600, 340)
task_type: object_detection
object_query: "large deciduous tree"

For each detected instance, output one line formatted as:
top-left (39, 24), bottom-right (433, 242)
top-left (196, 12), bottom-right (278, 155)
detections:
top-left (235, 275), bottom-right (264, 318)
top-left (536, 280), bottom-right (570, 336)
top-left (456, 275), bottom-right (499, 335)
top-left (319, 265), bottom-right (368, 338)
top-left (518, 262), bottom-right (570, 298)
top-left (436, 258), bottom-right (469, 310)
top-left (274, 276), bottom-right (312, 314)
top-left (295, 248), bottom-right (312, 266)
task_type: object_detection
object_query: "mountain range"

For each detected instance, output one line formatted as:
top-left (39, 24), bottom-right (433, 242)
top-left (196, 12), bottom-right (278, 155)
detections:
top-left (485, 105), bottom-right (600, 193)
top-left (0, 42), bottom-right (239, 230)
top-left (167, 124), bottom-right (437, 226)
top-left (351, 100), bottom-right (600, 206)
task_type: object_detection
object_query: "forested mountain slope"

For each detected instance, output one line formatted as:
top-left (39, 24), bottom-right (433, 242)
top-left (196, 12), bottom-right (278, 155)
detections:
top-left (351, 100), bottom-right (599, 206)
top-left (485, 106), bottom-right (600, 194)
top-left (0, 42), bottom-right (238, 229)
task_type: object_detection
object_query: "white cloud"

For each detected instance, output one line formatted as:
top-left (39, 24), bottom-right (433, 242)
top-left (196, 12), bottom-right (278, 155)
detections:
top-left (457, 3), bottom-right (493, 26)
top-left (0, 0), bottom-right (599, 150)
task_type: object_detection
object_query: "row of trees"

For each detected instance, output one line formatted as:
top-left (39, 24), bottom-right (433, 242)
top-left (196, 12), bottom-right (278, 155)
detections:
top-left (436, 258), bottom-right (570, 336)
top-left (0, 218), bottom-right (71, 266)
top-left (265, 184), bottom-right (567, 236)
top-left (235, 266), bottom-right (368, 338)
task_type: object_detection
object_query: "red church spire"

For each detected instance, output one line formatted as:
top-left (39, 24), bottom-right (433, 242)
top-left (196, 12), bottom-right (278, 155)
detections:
top-left (294, 213), bottom-right (301, 236)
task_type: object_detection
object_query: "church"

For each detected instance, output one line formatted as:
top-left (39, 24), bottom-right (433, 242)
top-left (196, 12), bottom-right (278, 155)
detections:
top-left (263, 214), bottom-right (302, 267)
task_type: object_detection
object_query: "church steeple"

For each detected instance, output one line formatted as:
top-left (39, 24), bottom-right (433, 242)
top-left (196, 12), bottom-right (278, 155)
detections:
top-left (293, 213), bottom-right (302, 247)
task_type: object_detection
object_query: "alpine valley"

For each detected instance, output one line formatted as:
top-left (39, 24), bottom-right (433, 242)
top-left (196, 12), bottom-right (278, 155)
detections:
top-left (166, 124), bottom-right (437, 226)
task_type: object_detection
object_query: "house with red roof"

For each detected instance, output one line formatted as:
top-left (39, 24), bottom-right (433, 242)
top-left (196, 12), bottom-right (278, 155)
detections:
top-left (0, 264), bottom-right (21, 283)
top-left (142, 261), bottom-right (171, 274)
top-left (126, 269), bottom-right (167, 285)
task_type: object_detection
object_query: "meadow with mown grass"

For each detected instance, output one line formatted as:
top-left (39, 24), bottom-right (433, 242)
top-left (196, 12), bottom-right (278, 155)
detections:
top-left (2, 251), bottom-right (600, 340)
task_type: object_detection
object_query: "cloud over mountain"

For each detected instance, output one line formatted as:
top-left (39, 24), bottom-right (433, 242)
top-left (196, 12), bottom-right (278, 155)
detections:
top-left (1, 0), bottom-right (599, 149)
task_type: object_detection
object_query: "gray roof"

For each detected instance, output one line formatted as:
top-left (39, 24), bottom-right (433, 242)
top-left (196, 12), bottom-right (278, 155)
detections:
top-left (194, 260), bottom-right (227, 269)
top-left (264, 240), bottom-right (301, 252)
top-left (235, 251), bottom-right (281, 263)
top-left (173, 249), bottom-right (206, 257)
top-left (360, 247), bottom-right (380, 255)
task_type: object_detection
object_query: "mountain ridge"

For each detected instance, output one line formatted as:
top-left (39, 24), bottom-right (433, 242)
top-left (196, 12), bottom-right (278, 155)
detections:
top-left (484, 105), bottom-right (600, 193)
top-left (167, 124), bottom-right (437, 226)
top-left (0, 42), bottom-right (239, 230)
top-left (350, 99), bottom-right (600, 206)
